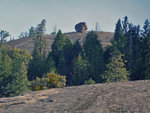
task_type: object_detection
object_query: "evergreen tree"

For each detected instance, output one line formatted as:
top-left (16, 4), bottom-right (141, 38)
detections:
top-left (35, 19), bottom-right (47, 56)
top-left (144, 30), bottom-right (150, 79)
top-left (104, 45), bottom-right (113, 64)
top-left (83, 31), bottom-right (105, 83)
top-left (7, 48), bottom-right (31, 96)
top-left (122, 16), bottom-right (129, 35)
top-left (72, 39), bottom-right (83, 58)
top-left (142, 19), bottom-right (150, 38)
top-left (72, 55), bottom-right (89, 85)
top-left (51, 30), bottom-right (73, 73)
top-left (0, 30), bottom-right (9, 47)
top-left (60, 38), bottom-right (74, 77)
top-left (104, 18), bottom-right (128, 69)
top-left (7, 53), bottom-right (30, 96)
top-left (45, 52), bottom-right (56, 73)
top-left (29, 26), bottom-right (36, 38)
top-left (112, 19), bottom-right (127, 55)
top-left (27, 42), bottom-right (44, 81)
top-left (19, 32), bottom-right (29, 39)
top-left (0, 48), bottom-right (12, 97)
top-left (102, 54), bottom-right (128, 83)
top-left (127, 24), bottom-right (143, 80)
top-left (0, 47), bottom-right (31, 97)
top-left (51, 30), bottom-right (74, 85)
top-left (28, 19), bottom-right (47, 81)
top-left (58, 37), bottom-right (74, 84)
top-left (51, 30), bottom-right (66, 67)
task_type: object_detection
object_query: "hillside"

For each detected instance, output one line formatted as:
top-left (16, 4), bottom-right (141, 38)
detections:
top-left (0, 80), bottom-right (150, 113)
top-left (9, 31), bottom-right (113, 53)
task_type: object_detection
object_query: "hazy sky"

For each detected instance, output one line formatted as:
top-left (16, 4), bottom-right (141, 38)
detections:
top-left (0, 0), bottom-right (150, 38)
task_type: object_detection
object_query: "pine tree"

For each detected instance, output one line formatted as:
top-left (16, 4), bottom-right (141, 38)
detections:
top-left (102, 54), bottom-right (128, 83)
top-left (27, 42), bottom-right (44, 81)
top-left (7, 48), bottom-right (31, 96)
top-left (51, 30), bottom-right (74, 85)
top-left (104, 45), bottom-right (113, 64)
top-left (127, 24), bottom-right (143, 80)
top-left (112, 19), bottom-right (127, 55)
top-left (122, 16), bottom-right (129, 35)
top-left (35, 19), bottom-right (47, 56)
top-left (83, 31), bottom-right (105, 83)
top-left (0, 30), bottom-right (9, 47)
top-left (29, 26), bottom-right (36, 38)
top-left (72, 55), bottom-right (89, 85)
top-left (51, 30), bottom-right (66, 67)
top-left (28, 19), bottom-right (47, 81)
top-left (0, 48), bottom-right (12, 97)
top-left (58, 37), bottom-right (74, 85)
top-left (0, 47), bottom-right (31, 97)
top-left (144, 30), bottom-right (150, 79)
top-left (104, 18), bottom-right (128, 71)
top-left (45, 52), bottom-right (56, 73)
top-left (142, 19), bottom-right (150, 38)
top-left (8, 57), bottom-right (30, 96)
top-left (73, 39), bottom-right (83, 58)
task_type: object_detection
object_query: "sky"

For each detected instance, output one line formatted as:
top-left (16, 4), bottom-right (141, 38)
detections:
top-left (0, 0), bottom-right (150, 38)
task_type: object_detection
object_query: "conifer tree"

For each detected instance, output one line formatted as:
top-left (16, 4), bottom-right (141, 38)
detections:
top-left (29, 26), bottom-right (36, 38)
top-left (0, 48), bottom-right (31, 97)
top-left (51, 30), bottom-right (74, 85)
top-left (45, 52), bottom-right (56, 73)
top-left (28, 19), bottom-right (47, 80)
top-left (0, 30), bottom-right (9, 47)
top-left (73, 39), bottom-right (83, 58)
top-left (51, 30), bottom-right (66, 67)
top-left (83, 31), bottom-right (105, 83)
top-left (7, 55), bottom-right (30, 96)
top-left (142, 19), bottom-right (150, 38)
top-left (144, 30), bottom-right (150, 79)
top-left (27, 42), bottom-right (44, 80)
top-left (112, 19), bottom-right (127, 55)
top-left (122, 16), bottom-right (129, 35)
top-left (35, 19), bottom-right (47, 56)
top-left (102, 54), bottom-right (128, 83)
top-left (72, 55), bottom-right (89, 85)
top-left (127, 24), bottom-right (143, 80)
top-left (0, 48), bottom-right (12, 97)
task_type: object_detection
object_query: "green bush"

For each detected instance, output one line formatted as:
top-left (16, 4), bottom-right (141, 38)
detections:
top-left (31, 71), bottom-right (66, 91)
top-left (85, 78), bottom-right (95, 85)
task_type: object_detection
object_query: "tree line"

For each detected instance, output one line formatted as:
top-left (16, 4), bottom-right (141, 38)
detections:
top-left (0, 17), bottom-right (150, 97)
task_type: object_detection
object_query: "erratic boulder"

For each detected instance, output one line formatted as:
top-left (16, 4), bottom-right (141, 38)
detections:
top-left (75, 22), bottom-right (88, 33)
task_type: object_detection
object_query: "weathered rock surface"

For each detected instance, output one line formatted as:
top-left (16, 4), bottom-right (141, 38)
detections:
top-left (75, 22), bottom-right (88, 33)
top-left (0, 80), bottom-right (150, 113)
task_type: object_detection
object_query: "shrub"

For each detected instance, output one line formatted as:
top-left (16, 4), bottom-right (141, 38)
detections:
top-left (85, 78), bottom-right (95, 85)
top-left (31, 70), bottom-right (66, 91)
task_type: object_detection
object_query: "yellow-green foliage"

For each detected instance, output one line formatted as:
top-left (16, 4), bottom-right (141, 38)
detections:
top-left (85, 78), bottom-right (96, 85)
top-left (0, 46), bottom-right (32, 97)
top-left (102, 54), bottom-right (128, 83)
top-left (31, 70), bottom-right (66, 91)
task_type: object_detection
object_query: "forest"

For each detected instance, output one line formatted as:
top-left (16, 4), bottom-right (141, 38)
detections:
top-left (0, 16), bottom-right (150, 97)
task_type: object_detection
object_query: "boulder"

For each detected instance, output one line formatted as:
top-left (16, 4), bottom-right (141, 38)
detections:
top-left (75, 22), bottom-right (88, 33)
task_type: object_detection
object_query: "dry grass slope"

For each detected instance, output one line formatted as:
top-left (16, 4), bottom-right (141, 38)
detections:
top-left (0, 80), bottom-right (150, 113)
top-left (9, 31), bottom-right (114, 53)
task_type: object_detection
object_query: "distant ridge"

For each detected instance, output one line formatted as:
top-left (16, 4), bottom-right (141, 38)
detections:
top-left (9, 31), bottom-right (114, 53)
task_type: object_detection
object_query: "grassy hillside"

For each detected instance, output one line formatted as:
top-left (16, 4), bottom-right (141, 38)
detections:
top-left (9, 31), bottom-right (113, 53)
top-left (0, 80), bottom-right (150, 113)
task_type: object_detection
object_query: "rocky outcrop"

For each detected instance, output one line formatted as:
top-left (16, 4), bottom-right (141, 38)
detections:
top-left (75, 22), bottom-right (88, 33)
top-left (0, 80), bottom-right (150, 113)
